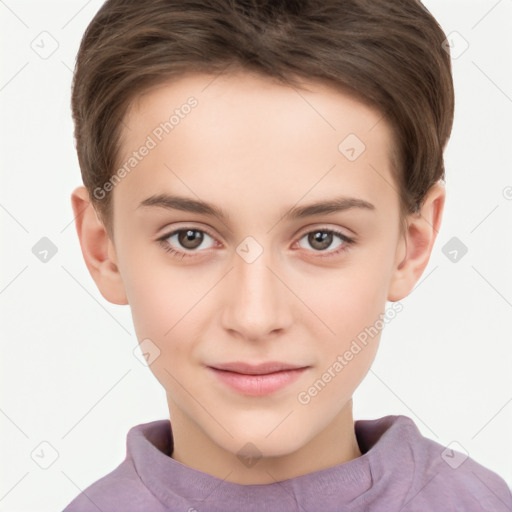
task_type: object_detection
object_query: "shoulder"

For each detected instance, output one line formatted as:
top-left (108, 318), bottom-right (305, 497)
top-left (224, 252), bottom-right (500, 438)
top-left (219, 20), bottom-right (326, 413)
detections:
top-left (61, 457), bottom-right (167, 512)
top-left (61, 419), bottom-right (173, 511)
top-left (394, 415), bottom-right (512, 511)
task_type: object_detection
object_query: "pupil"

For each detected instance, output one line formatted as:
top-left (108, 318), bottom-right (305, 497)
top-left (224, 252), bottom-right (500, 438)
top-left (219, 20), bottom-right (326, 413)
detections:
top-left (179, 229), bottom-right (203, 249)
top-left (310, 231), bottom-right (331, 250)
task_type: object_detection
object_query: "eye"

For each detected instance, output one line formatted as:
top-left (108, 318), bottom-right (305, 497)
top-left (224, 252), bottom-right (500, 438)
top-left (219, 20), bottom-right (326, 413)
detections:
top-left (157, 226), bottom-right (355, 261)
top-left (296, 228), bottom-right (354, 257)
top-left (157, 228), bottom-right (216, 259)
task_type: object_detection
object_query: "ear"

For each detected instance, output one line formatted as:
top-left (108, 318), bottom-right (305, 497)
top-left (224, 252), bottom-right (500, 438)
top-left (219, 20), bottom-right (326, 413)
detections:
top-left (70, 186), bottom-right (128, 305)
top-left (387, 182), bottom-right (445, 302)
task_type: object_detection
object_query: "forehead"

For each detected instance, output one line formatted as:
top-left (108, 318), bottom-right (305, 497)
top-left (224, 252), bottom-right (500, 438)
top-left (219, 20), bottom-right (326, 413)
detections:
top-left (125, 71), bottom-right (388, 146)
top-left (113, 71), bottom-right (398, 221)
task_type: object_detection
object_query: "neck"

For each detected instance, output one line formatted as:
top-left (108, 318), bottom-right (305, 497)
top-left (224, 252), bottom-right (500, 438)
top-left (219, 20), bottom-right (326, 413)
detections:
top-left (168, 397), bottom-right (362, 484)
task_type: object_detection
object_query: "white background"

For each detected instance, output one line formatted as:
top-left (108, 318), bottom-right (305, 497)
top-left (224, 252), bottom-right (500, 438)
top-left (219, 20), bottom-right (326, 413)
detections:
top-left (1, 0), bottom-right (511, 510)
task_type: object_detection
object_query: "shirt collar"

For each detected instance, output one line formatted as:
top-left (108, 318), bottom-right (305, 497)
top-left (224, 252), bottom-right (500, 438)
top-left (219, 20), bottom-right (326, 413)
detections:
top-left (128, 414), bottom-right (415, 511)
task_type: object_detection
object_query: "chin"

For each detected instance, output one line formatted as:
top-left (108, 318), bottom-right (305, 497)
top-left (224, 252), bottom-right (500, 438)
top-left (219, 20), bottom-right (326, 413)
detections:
top-left (215, 422), bottom-right (312, 459)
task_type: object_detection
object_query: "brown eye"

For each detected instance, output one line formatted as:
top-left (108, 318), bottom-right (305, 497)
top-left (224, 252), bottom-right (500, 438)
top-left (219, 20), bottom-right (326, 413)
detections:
top-left (177, 229), bottom-right (204, 249)
top-left (297, 228), bottom-right (354, 257)
top-left (307, 231), bottom-right (334, 251)
top-left (158, 228), bottom-right (216, 255)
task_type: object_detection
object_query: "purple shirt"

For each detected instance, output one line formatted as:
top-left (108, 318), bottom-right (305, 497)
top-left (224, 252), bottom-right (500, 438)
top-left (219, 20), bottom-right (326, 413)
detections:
top-left (62, 414), bottom-right (512, 511)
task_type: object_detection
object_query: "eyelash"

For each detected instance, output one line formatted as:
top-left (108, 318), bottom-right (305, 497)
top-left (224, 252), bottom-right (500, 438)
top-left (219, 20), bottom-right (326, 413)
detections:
top-left (156, 227), bottom-right (355, 261)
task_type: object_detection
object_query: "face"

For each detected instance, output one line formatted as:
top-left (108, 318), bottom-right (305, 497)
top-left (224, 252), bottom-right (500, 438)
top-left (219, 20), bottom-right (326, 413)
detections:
top-left (108, 71), bottom-right (406, 477)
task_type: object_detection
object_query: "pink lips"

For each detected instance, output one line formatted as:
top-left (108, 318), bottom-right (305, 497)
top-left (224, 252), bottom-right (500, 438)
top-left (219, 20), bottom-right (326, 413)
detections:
top-left (206, 361), bottom-right (309, 396)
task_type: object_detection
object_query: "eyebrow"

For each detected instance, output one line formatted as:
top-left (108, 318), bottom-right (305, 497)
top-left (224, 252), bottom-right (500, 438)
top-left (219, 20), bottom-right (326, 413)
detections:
top-left (137, 193), bottom-right (376, 222)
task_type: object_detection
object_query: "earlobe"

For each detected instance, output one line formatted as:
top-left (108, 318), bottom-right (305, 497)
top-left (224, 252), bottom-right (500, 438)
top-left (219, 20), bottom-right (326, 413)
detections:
top-left (70, 186), bottom-right (129, 305)
top-left (387, 182), bottom-right (445, 302)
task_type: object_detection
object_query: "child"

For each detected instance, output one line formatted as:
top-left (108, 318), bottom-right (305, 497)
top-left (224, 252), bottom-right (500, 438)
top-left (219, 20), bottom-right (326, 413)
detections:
top-left (63, 0), bottom-right (512, 510)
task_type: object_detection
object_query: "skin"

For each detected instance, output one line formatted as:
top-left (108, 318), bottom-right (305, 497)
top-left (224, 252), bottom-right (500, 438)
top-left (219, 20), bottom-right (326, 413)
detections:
top-left (71, 71), bottom-right (444, 485)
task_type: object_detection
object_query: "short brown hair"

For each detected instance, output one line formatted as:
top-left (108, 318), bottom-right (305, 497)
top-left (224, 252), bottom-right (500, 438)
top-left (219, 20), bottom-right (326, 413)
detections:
top-left (71, 0), bottom-right (454, 237)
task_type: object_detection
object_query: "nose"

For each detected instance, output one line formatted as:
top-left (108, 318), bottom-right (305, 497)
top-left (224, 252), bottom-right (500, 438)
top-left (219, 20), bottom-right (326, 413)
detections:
top-left (220, 242), bottom-right (294, 342)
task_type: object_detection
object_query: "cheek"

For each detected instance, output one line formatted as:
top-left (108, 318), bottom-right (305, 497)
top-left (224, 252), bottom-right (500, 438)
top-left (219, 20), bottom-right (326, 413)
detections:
top-left (292, 256), bottom-right (391, 342)
top-left (122, 257), bottom-right (218, 383)
top-left (123, 254), bottom-right (207, 337)
top-left (295, 267), bottom-right (385, 410)
top-left (126, 272), bottom-right (197, 394)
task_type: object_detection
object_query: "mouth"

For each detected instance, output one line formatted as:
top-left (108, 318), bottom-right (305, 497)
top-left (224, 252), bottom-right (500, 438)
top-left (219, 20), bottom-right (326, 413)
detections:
top-left (206, 361), bottom-right (310, 396)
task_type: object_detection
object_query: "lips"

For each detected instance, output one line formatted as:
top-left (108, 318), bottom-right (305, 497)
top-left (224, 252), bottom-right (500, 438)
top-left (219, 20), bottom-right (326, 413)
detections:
top-left (209, 361), bottom-right (308, 375)
top-left (206, 361), bottom-right (310, 396)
